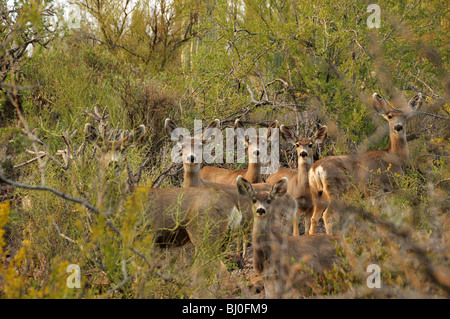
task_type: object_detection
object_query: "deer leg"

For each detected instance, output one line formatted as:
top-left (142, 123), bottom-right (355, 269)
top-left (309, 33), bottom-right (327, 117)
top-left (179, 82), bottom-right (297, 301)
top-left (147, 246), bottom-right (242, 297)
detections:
top-left (242, 234), bottom-right (248, 259)
top-left (323, 193), bottom-right (338, 235)
top-left (309, 196), bottom-right (327, 235)
top-left (292, 210), bottom-right (300, 236)
top-left (237, 234), bottom-right (248, 261)
top-left (304, 207), bottom-right (313, 235)
top-left (309, 206), bottom-right (324, 235)
top-left (322, 208), bottom-right (334, 235)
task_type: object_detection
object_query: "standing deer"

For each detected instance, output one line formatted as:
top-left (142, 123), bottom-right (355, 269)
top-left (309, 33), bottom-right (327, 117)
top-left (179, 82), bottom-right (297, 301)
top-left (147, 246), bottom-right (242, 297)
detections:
top-left (308, 93), bottom-right (423, 235)
top-left (236, 175), bottom-right (341, 298)
top-left (164, 118), bottom-right (271, 260)
top-left (84, 122), bottom-right (146, 168)
top-left (164, 118), bottom-right (220, 188)
top-left (83, 113), bottom-right (146, 215)
top-left (200, 119), bottom-right (279, 184)
top-left (267, 125), bottom-right (328, 236)
top-left (132, 185), bottom-right (243, 254)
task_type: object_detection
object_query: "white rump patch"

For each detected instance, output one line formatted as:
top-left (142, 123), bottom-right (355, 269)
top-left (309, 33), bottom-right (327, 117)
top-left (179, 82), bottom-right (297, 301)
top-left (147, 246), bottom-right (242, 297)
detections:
top-left (228, 206), bottom-right (242, 230)
top-left (316, 165), bottom-right (327, 180)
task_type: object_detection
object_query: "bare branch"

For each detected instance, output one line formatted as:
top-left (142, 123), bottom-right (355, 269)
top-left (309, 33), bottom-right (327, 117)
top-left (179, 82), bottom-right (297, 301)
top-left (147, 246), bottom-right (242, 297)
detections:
top-left (102, 258), bottom-right (130, 296)
top-left (52, 219), bottom-right (77, 244)
top-left (13, 153), bottom-right (46, 169)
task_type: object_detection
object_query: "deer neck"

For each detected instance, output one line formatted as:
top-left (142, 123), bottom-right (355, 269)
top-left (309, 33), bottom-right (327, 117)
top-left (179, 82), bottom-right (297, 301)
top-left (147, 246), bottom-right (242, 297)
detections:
top-left (252, 218), bottom-right (271, 274)
top-left (246, 161), bottom-right (261, 183)
top-left (387, 132), bottom-right (409, 165)
top-left (183, 164), bottom-right (203, 187)
top-left (296, 161), bottom-right (310, 186)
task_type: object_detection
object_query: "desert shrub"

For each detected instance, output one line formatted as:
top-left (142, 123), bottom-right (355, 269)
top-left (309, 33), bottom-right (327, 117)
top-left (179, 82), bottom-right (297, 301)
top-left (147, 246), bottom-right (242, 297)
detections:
top-left (0, 0), bottom-right (448, 299)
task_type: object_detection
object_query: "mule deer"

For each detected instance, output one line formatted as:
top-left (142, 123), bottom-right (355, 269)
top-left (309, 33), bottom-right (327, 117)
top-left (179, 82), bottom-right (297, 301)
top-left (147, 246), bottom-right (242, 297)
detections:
top-left (84, 122), bottom-right (146, 167)
top-left (164, 117), bottom-right (270, 198)
top-left (84, 122), bottom-right (146, 214)
top-left (132, 185), bottom-right (243, 253)
top-left (164, 118), bottom-right (220, 188)
top-left (308, 93), bottom-right (423, 235)
top-left (267, 125), bottom-right (327, 236)
top-left (164, 118), bottom-right (271, 260)
top-left (200, 119), bottom-right (279, 184)
top-left (236, 176), bottom-right (341, 298)
top-left (82, 105), bottom-right (146, 168)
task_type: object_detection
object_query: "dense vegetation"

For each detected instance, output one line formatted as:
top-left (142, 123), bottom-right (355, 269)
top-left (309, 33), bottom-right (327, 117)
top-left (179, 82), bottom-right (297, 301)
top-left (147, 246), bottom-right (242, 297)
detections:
top-left (0, 0), bottom-right (448, 298)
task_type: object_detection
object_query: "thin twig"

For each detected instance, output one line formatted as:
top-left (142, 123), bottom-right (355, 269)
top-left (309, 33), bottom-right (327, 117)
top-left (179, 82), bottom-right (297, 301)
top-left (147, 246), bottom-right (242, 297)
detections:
top-left (0, 174), bottom-right (184, 288)
top-left (0, 174), bottom-right (99, 214)
top-left (52, 219), bottom-right (77, 244)
top-left (13, 154), bottom-right (46, 169)
top-left (382, 0), bottom-right (422, 45)
top-left (416, 111), bottom-right (449, 120)
top-left (151, 163), bottom-right (182, 188)
top-left (103, 258), bottom-right (130, 296)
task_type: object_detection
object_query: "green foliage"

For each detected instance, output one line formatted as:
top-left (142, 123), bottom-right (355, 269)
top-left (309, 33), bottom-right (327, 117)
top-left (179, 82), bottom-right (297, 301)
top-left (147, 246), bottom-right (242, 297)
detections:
top-left (0, 0), bottom-right (448, 299)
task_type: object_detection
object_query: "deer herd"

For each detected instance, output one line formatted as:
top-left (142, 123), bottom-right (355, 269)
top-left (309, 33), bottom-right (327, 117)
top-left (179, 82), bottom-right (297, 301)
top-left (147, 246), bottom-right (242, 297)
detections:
top-left (89, 92), bottom-right (423, 296)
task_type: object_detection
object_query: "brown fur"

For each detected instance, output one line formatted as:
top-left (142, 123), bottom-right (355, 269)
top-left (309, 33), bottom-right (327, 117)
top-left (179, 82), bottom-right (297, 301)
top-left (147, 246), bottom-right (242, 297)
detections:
top-left (237, 176), bottom-right (341, 297)
top-left (164, 119), bottom-right (272, 258)
top-left (308, 93), bottom-right (423, 235)
top-left (138, 186), bottom-right (241, 250)
top-left (200, 119), bottom-right (279, 184)
top-left (164, 118), bottom-right (221, 188)
top-left (267, 125), bottom-right (327, 236)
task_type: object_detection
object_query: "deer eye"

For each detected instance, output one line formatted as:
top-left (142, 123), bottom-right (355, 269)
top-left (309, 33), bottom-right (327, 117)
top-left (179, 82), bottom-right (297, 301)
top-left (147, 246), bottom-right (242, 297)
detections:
top-left (252, 198), bottom-right (257, 204)
top-left (308, 144), bottom-right (313, 148)
top-left (387, 113), bottom-right (393, 119)
top-left (266, 199), bottom-right (271, 204)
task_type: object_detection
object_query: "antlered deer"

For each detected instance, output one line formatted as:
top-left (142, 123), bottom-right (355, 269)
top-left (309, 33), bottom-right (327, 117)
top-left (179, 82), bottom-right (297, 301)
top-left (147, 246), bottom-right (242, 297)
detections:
top-left (83, 117), bottom-right (146, 214)
top-left (267, 125), bottom-right (327, 236)
top-left (236, 175), bottom-right (341, 298)
top-left (200, 119), bottom-right (279, 184)
top-left (84, 122), bottom-right (146, 167)
top-left (308, 93), bottom-right (423, 235)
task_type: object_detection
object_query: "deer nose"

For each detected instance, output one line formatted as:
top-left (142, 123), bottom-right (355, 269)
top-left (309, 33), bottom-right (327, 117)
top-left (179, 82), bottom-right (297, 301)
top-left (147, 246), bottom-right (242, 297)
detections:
top-left (300, 151), bottom-right (308, 158)
top-left (253, 149), bottom-right (260, 157)
top-left (394, 124), bottom-right (403, 132)
top-left (188, 155), bottom-right (196, 163)
top-left (256, 208), bottom-right (266, 216)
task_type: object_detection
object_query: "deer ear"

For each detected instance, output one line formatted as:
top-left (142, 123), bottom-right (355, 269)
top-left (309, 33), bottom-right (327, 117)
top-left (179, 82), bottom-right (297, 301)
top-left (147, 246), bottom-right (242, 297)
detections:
top-left (407, 93), bottom-right (423, 113)
top-left (270, 177), bottom-right (288, 199)
top-left (130, 125), bottom-right (145, 141)
top-left (122, 125), bottom-right (146, 148)
top-left (233, 119), bottom-right (244, 130)
top-left (237, 175), bottom-right (255, 198)
top-left (208, 118), bottom-right (221, 129)
top-left (202, 119), bottom-right (221, 141)
top-left (372, 93), bottom-right (390, 115)
top-left (311, 125), bottom-right (328, 144)
top-left (234, 119), bottom-right (246, 142)
top-left (164, 118), bottom-right (179, 140)
top-left (84, 123), bottom-right (100, 143)
top-left (280, 125), bottom-right (297, 144)
top-left (265, 120), bottom-right (279, 139)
